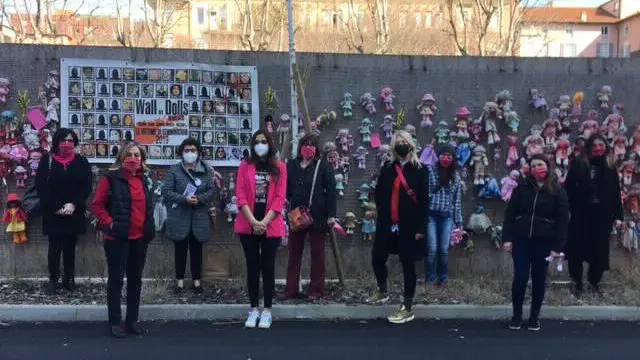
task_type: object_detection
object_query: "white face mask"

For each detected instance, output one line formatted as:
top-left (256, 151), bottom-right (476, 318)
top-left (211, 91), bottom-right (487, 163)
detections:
top-left (254, 143), bottom-right (269, 157)
top-left (183, 152), bottom-right (198, 164)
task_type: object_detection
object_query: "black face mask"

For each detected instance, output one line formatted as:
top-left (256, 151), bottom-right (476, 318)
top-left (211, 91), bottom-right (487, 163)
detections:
top-left (394, 144), bottom-right (410, 158)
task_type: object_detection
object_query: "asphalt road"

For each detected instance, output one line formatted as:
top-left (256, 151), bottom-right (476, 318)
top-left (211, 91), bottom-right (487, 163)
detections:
top-left (1, 319), bottom-right (640, 360)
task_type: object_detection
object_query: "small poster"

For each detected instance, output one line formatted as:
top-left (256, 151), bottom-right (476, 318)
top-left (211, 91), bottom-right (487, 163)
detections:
top-left (60, 58), bottom-right (258, 166)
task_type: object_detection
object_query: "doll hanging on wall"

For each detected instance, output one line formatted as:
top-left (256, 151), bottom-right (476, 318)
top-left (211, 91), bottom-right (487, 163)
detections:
top-left (277, 114), bottom-right (290, 146)
top-left (343, 212), bottom-right (358, 235)
top-left (359, 118), bottom-right (372, 145)
top-left (555, 135), bottom-right (572, 167)
top-left (506, 135), bottom-right (519, 167)
top-left (13, 165), bottom-right (27, 188)
top-left (435, 121), bottom-right (450, 145)
top-left (380, 115), bottom-right (394, 139)
top-left (417, 93), bottom-right (437, 127)
top-left (354, 146), bottom-right (368, 169)
top-left (361, 203), bottom-right (376, 241)
top-left (453, 106), bottom-right (471, 141)
top-left (335, 173), bottom-right (345, 197)
top-left (528, 89), bottom-right (548, 112)
top-left (571, 92), bottom-right (584, 123)
top-left (469, 145), bottom-right (489, 185)
top-left (379, 87), bottom-right (395, 112)
top-left (500, 170), bottom-right (520, 202)
top-left (341, 92), bottom-right (356, 118)
top-left (360, 92), bottom-right (376, 115)
top-left (4, 193), bottom-right (28, 243)
top-left (480, 102), bottom-right (501, 144)
top-left (598, 85), bottom-right (612, 109)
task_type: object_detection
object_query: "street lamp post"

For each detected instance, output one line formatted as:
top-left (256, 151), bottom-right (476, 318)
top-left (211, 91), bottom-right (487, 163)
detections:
top-left (287, 0), bottom-right (299, 158)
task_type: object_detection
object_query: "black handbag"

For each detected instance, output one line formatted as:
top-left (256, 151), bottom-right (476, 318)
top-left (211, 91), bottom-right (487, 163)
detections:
top-left (22, 155), bottom-right (52, 217)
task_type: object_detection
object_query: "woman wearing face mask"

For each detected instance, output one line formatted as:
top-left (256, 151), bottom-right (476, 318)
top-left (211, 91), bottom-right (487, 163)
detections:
top-left (564, 134), bottom-right (623, 297)
top-left (284, 134), bottom-right (336, 300)
top-left (234, 130), bottom-right (287, 329)
top-left (502, 154), bottom-right (569, 331)
top-left (35, 128), bottom-right (92, 295)
top-left (162, 138), bottom-right (216, 293)
top-left (91, 142), bottom-right (155, 338)
top-left (424, 144), bottom-right (463, 287)
top-left (366, 130), bottom-right (429, 324)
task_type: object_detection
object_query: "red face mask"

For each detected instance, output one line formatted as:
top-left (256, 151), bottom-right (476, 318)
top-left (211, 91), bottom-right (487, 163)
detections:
top-left (591, 144), bottom-right (606, 157)
top-left (123, 158), bottom-right (141, 172)
top-left (532, 168), bottom-right (548, 180)
top-left (58, 142), bottom-right (75, 156)
top-left (301, 145), bottom-right (316, 160)
top-left (439, 155), bottom-right (453, 168)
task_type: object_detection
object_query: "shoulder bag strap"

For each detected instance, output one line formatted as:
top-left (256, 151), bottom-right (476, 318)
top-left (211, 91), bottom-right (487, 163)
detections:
top-left (394, 163), bottom-right (418, 205)
top-left (307, 160), bottom-right (322, 207)
top-left (46, 154), bottom-right (53, 184)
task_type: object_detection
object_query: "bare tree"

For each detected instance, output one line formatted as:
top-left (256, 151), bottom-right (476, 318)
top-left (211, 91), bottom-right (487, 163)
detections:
top-left (142, 0), bottom-right (185, 48)
top-left (444, 0), bottom-right (545, 56)
top-left (115, 0), bottom-right (138, 47)
top-left (2, 0), bottom-right (99, 44)
top-left (234, 0), bottom-right (285, 51)
top-left (367, 0), bottom-right (390, 54)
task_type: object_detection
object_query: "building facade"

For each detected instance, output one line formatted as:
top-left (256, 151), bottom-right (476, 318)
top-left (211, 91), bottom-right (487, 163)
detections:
top-left (519, 0), bottom-right (640, 58)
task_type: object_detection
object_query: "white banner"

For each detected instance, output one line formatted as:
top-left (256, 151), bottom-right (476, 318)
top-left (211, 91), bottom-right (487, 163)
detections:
top-left (60, 58), bottom-right (259, 166)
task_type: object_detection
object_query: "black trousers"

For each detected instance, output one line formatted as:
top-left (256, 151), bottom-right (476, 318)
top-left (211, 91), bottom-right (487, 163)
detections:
top-left (174, 233), bottom-right (203, 280)
top-left (239, 234), bottom-right (279, 308)
top-left (48, 235), bottom-right (78, 282)
top-left (104, 238), bottom-right (149, 325)
top-left (511, 238), bottom-right (551, 321)
top-left (371, 235), bottom-right (417, 310)
top-left (568, 260), bottom-right (604, 288)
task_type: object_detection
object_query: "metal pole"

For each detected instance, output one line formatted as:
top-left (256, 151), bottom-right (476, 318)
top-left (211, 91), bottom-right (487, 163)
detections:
top-left (288, 0), bottom-right (299, 158)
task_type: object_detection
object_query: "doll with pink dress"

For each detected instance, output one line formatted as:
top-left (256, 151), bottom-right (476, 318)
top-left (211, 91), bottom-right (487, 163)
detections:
top-left (500, 170), bottom-right (520, 202)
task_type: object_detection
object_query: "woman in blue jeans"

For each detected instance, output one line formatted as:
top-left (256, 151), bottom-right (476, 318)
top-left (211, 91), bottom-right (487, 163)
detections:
top-left (425, 144), bottom-right (463, 287)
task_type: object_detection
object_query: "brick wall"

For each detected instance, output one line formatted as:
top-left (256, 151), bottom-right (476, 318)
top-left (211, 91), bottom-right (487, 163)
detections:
top-left (1, 44), bottom-right (639, 280)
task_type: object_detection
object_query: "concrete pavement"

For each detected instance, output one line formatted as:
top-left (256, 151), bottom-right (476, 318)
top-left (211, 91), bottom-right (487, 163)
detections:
top-left (1, 320), bottom-right (640, 360)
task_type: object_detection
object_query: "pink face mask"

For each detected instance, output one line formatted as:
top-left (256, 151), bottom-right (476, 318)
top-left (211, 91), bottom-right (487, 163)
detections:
top-left (532, 168), bottom-right (548, 181)
top-left (58, 142), bottom-right (74, 156)
top-left (123, 158), bottom-right (141, 172)
top-left (301, 145), bottom-right (316, 160)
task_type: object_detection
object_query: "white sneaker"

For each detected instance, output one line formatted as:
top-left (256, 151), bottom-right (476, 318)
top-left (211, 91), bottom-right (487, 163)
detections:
top-left (258, 311), bottom-right (273, 329)
top-left (244, 310), bottom-right (260, 328)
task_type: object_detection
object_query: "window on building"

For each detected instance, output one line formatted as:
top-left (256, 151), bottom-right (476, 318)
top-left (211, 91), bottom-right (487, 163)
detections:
top-left (196, 7), bottom-right (205, 25)
top-left (624, 24), bottom-right (629, 37)
top-left (399, 12), bottom-right (407, 27)
top-left (322, 11), bottom-right (332, 26)
top-left (415, 13), bottom-right (422, 26)
top-left (562, 43), bottom-right (577, 57)
top-left (425, 12), bottom-right (433, 27)
top-left (597, 42), bottom-right (611, 57)
top-left (164, 34), bottom-right (174, 48)
top-left (622, 42), bottom-right (630, 57)
top-left (489, 14), bottom-right (498, 29)
top-left (219, 4), bottom-right (228, 29)
top-left (436, 12), bottom-right (443, 27)
top-left (601, 26), bottom-right (609, 40)
top-left (565, 26), bottom-right (573, 36)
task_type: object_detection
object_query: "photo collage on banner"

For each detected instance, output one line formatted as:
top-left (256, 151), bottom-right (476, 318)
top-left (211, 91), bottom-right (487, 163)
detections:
top-left (60, 59), bottom-right (259, 166)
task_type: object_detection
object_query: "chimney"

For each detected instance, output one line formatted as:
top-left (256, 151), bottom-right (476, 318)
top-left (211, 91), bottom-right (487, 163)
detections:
top-left (580, 11), bottom-right (588, 22)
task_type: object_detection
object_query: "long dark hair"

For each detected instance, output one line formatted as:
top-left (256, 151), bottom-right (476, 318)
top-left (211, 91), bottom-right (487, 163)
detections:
top-left (248, 130), bottom-right (280, 178)
top-left (51, 128), bottom-right (79, 154)
top-left (297, 134), bottom-right (320, 159)
top-left (527, 154), bottom-right (560, 194)
top-left (437, 159), bottom-right (456, 187)
top-left (583, 133), bottom-right (614, 169)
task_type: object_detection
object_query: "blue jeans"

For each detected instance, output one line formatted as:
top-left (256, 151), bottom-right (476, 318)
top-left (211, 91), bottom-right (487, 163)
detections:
top-left (425, 215), bottom-right (453, 283)
top-left (511, 237), bottom-right (551, 321)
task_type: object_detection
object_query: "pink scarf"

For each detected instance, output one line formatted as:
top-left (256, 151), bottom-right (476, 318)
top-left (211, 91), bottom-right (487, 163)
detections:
top-left (50, 152), bottom-right (76, 170)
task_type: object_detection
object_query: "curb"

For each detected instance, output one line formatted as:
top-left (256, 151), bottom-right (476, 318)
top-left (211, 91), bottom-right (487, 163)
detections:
top-left (1, 304), bottom-right (640, 322)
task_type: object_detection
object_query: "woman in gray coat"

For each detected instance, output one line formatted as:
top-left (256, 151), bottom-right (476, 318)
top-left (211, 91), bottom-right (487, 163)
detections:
top-left (162, 138), bottom-right (216, 293)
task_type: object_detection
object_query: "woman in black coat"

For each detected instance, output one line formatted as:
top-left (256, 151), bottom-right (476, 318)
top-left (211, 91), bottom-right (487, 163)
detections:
top-left (502, 155), bottom-right (570, 331)
top-left (564, 134), bottom-right (623, 296)
top-left (284, 134), bottom-right (336, 300)
top-left (35, 128), bottom-right (93, 295)
top-left (366, 130), bottom-right (428, 324)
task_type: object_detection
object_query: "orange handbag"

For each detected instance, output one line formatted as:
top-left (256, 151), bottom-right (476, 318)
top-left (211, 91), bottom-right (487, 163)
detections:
top-left (287, 160), bottom-right (321, 232)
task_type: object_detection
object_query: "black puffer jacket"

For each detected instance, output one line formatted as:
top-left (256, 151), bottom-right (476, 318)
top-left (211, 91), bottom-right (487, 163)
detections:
top-left (502, 177), bottom-right (570, 252)
top-left (103, 170), bottom-right (155, 241)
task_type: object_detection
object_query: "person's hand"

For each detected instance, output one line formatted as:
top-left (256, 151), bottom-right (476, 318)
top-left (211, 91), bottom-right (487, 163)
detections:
top-left (614, 219), bottom-right (623, 228)
top-left (415, 233), bottom-right (424, 240)
top-left (187, 195), bottom-right (199, 206)
top-left (61, 203), bottom-right (75, 215)
top-left (251, 220), bottom-right (266, 234)
top-left (327, 217), bottom-right (336, 225)
top-left (549, 250), bottom-right (562, 259)
top-left (503, 242), bottom-right (513, 253)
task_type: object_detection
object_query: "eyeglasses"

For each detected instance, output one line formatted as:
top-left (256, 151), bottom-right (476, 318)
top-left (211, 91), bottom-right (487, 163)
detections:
top-left (183, 148), bottom-right (198, 153)
top-left (255, 140), bottom-right (268, 144)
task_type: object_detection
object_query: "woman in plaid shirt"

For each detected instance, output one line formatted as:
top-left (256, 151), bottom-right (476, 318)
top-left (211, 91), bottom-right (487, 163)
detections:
top-left (425, 144), bottom-right (463, 286)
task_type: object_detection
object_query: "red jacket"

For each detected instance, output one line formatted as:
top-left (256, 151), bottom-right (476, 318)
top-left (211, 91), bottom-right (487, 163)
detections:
top-left (91, 173), bottom-right (147, 240)
top-left (233, 160), bottom-right (287, 238)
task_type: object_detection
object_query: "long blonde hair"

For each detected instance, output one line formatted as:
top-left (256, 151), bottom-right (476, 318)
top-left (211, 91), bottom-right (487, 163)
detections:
top-left (389, 130), bottom-right (421, 167)
top-left (109, 141), bottom-right (150, 172)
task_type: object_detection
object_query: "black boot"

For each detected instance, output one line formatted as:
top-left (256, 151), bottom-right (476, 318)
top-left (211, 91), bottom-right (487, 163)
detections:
top-left (125, 322), bottom-right (143, 336)
top-left (62, 277), bottom-right (76, 292)
top-left (46, 281), bottom-right (58, 295)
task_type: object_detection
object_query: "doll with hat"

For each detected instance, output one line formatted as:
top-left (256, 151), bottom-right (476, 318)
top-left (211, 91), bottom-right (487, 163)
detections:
top-left (4, 193), bottom-right (28, 243)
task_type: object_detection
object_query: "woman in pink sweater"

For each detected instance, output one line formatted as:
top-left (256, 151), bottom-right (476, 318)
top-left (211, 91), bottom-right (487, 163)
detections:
top-left (234, 130), bottom-right (287, 329)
